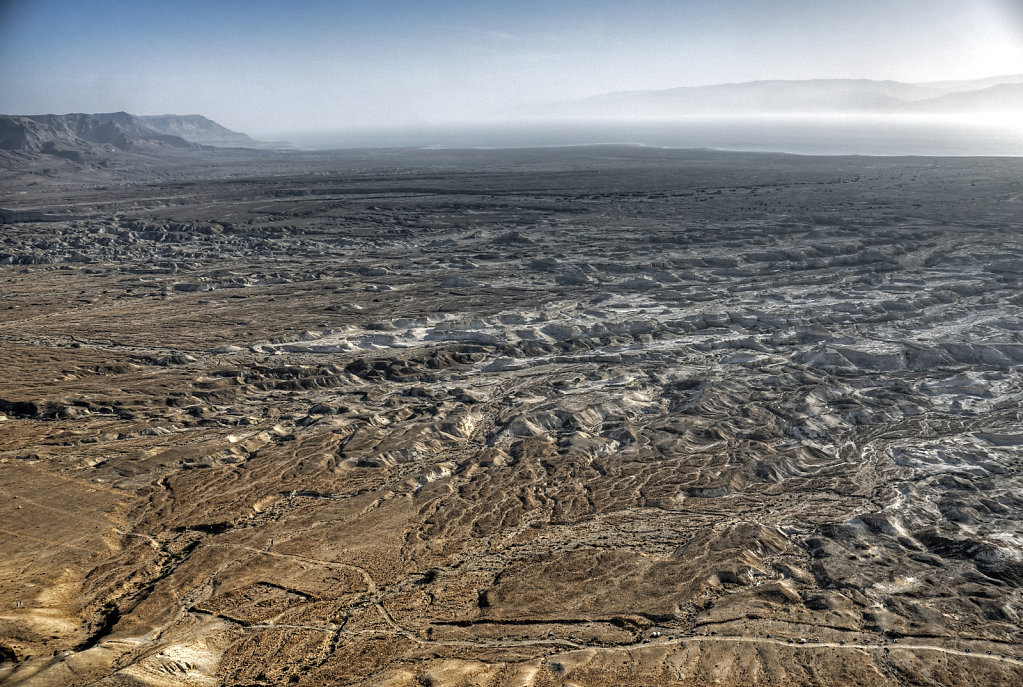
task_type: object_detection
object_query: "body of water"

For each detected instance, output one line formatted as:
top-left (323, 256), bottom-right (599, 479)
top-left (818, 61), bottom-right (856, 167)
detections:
top-left (278, 115), bottom-right (1023, 156)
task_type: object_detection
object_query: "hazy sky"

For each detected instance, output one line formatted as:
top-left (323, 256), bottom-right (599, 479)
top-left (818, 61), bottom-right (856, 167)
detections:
top-left (1, 0), bottom-right (1022, 136)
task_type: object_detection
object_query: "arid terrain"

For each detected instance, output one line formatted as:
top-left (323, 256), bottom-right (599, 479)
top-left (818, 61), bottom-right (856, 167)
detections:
top-left (1, 145), bottom-right (1022, 686)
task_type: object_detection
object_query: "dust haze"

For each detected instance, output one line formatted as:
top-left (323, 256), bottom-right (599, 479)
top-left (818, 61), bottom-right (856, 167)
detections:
top-left (2, 1), bottom-right (1023, 137)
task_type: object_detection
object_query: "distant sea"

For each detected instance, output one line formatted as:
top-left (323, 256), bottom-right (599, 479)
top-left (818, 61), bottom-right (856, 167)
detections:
top-left (279, 115), bottom-right (1023, 156)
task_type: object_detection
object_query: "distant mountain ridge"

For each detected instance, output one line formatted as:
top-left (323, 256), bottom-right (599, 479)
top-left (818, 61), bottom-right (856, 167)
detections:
top-left (138, 114), bottom-right (259, 147)
top-left (542, 75), bottom-right (1023, 119)
top-left (0, 112), bottom-right (191, 160)
top-left (0, 112), bottom-right (261, 162)
top-left (913, 83), bottom-right (1023, 114)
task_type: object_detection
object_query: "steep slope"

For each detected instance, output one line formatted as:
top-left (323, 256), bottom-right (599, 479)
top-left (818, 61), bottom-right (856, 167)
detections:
top-left (0, 112), bottom-right (194, 155)
top-left (139, 114), bottom-right (258, 146)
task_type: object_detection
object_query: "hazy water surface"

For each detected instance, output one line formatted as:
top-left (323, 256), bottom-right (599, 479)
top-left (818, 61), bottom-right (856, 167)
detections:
top-left (281, 116), bottom-right (1023, 156)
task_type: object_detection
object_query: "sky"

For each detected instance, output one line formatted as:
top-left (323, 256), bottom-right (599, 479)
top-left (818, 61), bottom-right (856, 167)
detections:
top-left (1, 0), bottom-right (1022, 136)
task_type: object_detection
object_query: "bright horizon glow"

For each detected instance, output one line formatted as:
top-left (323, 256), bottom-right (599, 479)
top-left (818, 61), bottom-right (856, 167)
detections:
top-left (1, 0), bottom-right (1022, 137)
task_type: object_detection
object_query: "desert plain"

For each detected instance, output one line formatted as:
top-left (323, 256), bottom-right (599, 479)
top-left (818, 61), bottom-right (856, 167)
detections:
top-left (1, 144), bottom-right (1022, 685)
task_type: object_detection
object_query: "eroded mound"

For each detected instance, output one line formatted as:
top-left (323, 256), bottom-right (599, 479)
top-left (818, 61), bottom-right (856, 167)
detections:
top-left (1, 148), bottom-right (1021, 685)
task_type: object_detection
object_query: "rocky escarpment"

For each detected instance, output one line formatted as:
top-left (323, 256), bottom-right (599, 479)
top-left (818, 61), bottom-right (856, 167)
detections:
top-left (0, 112), bottom-right (270, 176)
top-left (0, 112), bottom-right (271, 182)
top-left (138, 114), bottom-right (260, 147)
top-left (0, 112), bottom-right (195, 154)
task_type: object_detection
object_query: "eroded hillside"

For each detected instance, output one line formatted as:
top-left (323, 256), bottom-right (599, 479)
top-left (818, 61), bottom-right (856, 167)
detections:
top-left (1, 148), bottom-right (1022, 686)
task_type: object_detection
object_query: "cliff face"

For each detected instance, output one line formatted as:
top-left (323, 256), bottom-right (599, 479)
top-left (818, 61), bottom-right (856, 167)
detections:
top-left (139, 114), bottom-right (257, 147)
top-left (0, 112), bottom-right (196, 161)
top-left (0, 112), bottom-right (267, 174)
top-left (0, 111), bottom-right (264, 157)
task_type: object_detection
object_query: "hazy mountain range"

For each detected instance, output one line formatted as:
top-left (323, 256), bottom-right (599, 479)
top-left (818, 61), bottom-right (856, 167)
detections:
top-left (0, 112), bottom-right (261, 161)
top-left (1, 75), bottom-right (1020, 167)
top-left (136, 114), bottom-right (260, 146)
top-left (539, 74), bottom-right (1023, 119)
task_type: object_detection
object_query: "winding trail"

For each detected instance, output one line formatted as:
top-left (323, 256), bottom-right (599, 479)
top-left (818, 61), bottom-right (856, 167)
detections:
top-left (203, 542), bottom-right (378, 592)
top-left (171, 605), bottom-right (1023, 668)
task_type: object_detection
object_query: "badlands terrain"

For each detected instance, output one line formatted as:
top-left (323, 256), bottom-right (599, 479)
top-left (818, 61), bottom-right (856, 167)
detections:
top-left (0, 143), bottom-right (1022, 686)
